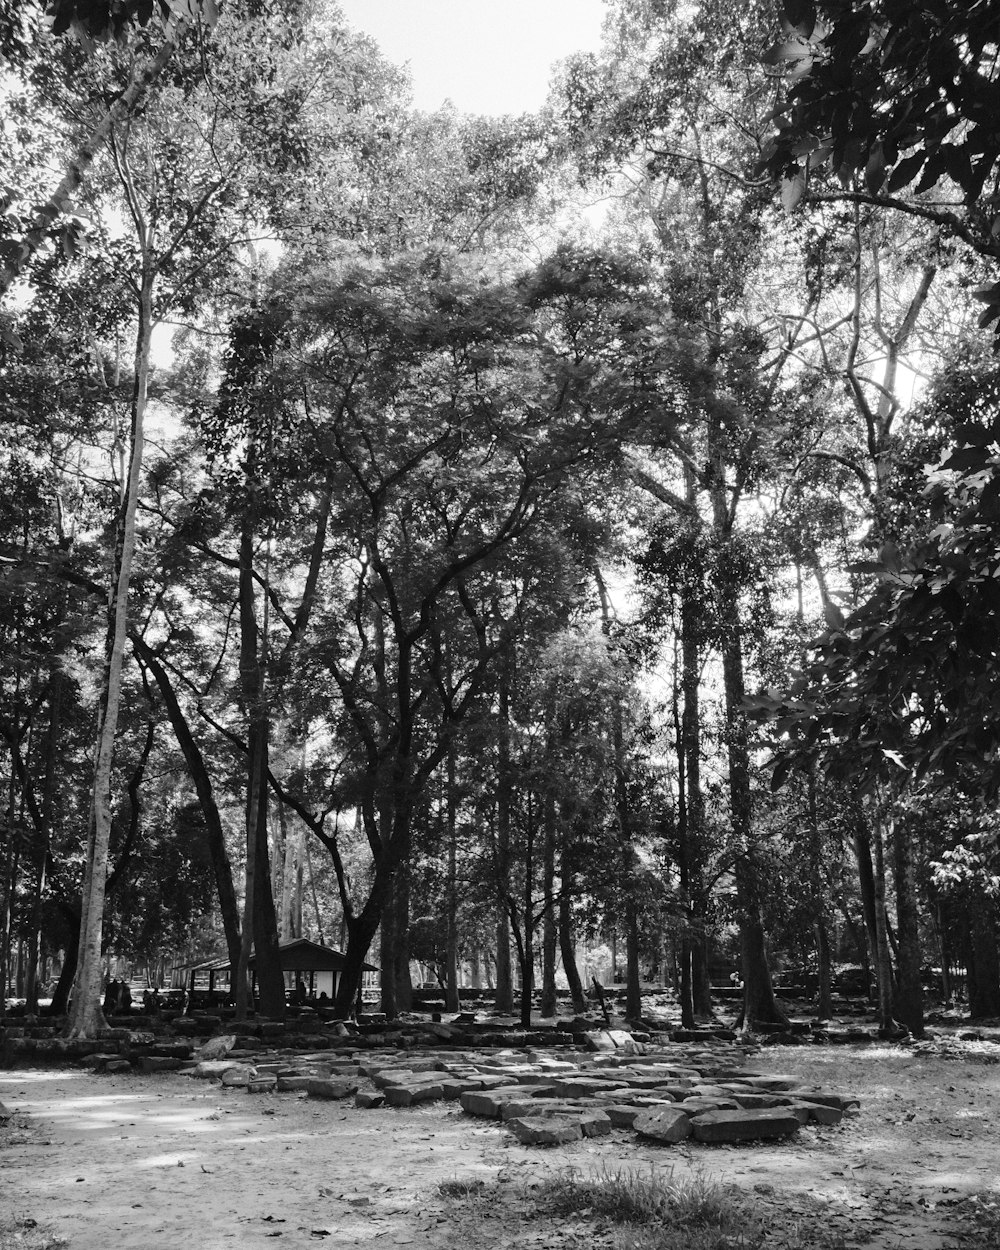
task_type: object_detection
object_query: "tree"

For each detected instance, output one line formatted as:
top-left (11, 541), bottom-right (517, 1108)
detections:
top-left (761, 0), bottom-right (1000, 331)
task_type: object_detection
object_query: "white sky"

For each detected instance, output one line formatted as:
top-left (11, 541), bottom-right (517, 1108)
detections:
top-left (336, 0), bottom-right (608, 115)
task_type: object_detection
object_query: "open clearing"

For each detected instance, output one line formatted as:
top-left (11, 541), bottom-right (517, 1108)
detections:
top-left (3, 1044), bottom-right (1000, 1250)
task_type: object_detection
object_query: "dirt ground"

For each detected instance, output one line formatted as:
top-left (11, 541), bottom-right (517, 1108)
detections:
top-left (3, 1043), bottom-right (1000, 1250)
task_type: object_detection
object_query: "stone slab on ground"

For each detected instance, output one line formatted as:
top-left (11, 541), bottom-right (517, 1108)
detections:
top-left (791, 1099), bottom-right (844, 1125)
top-left (506, 1115), bottom-right (584, 1145)
top-left (383, 1080), bottom-right (444, 1106)
top-left (678, 1096), bottom-right (739, 1113)
top-left (136, 1056), bottom-right (184, 1074)
top-left (633, 1106), bottom-right (693, 1143)
top-left (689, 1108), bottom-right (801, 1143)
top-left (460, 1086), bottom-right (528, 1118)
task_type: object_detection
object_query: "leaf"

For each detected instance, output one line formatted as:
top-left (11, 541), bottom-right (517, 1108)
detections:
top-left (781, 171), bottom-right (807, 211)
top-left (823, 599), bottom-right (846, 630)
top-left (886, 151), bottom-right (925, 193)
top-left (763, 38), bottom-right (812, 66)
top-left (880, 541), bottom-right (901, 574)
top-left (771, 756), bottom-right (793, 792)
top-left (865, 144), bottom-right (886, 193)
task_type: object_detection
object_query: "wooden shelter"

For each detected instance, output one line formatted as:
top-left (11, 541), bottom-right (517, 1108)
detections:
top-left (179, 939), bottom-right (378, 1006)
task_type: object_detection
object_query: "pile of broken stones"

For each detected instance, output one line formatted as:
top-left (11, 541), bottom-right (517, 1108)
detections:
top-left (175, 1029), bottom-right (859, 1149)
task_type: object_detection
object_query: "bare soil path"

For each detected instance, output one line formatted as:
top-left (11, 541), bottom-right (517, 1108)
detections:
top-left (3, 1044), bottom-right (999, 1250)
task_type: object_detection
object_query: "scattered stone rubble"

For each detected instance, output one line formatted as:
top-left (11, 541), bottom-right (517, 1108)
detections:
top-left (114, 1030), bottom-right (862, 1147)
top-left (1, 1017), bottom-right (861, 1149)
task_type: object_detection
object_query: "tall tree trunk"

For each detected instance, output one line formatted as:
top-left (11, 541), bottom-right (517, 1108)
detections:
top-left (66, 270), bottom-right (153, 1040)
top-left (444, 743), bottom-right (460, 1013)
top-left (868, 804), bottom-right (897, 1033)
top-left (807, 769), bottom-right (834, 1019)
top-left (519, 792), bottom-right (535, 1028)
top-left (558, 826), bottom-right (586, 1013)
top-left (594, 564), bottom-right (643, 1021)
top-left (889, 802), bottom-right (924, 1034)
top-left (25, 670), bottom-right (62, 1013)
top-left (493, 660), bottom-right (515, 1013)
top-left (540, 792), bottom-right (557, 1018)
top-left (715, 589), bottom-right (787, 1030)
top-left (132, 637), bottom-right (241, 970)
top-left (235, 442), bottom-right (284, 1021)
top-left (379, 881), bottom-right (398, 1020)
top-left (279, 803), bottom-right (295, 939)
top-left (50, 904), bottom-right (80, 1016)
top-left (967, 893), bottom-right (1000, 1017)
top-left (393, 848), bottom-right (413, 1012)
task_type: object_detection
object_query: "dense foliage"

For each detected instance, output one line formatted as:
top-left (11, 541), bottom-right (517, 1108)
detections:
top-left (2, 0), bottom-right (1000, 1036)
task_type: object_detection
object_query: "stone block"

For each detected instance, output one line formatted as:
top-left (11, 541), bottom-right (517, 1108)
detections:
top-left (195, 1034), bottom-right (237, 1061)
top-left (633, 1106), bottom-right (692, 1143)
top-left (276, 1076), bottom-right (316, 1092)
top-left (355, 1090), bottom-right (385, 1108)
top-left (793, 1100), bottom-right (844, 1125)
top-left (579, 1110), bottom-right (613, 1137)
top-left (743, 1075), bottom-right (804, 1092)
top-left (550, 1076), bottom-right (629, 1099)
top-left (679, 1097), bottom-right (739, 1113)
top-left (506, 1116), bottom-right (583, 1146)
top-left (460, 1086), bottom-right (524, 1118)
top-left (690, 1109), bottom-right (800, 1143)
top-left (603, 1104), bottom-right (642, 1128)
top-left (78, 1053), bottom-right (118, 1071)
top-left (371, 1068), bottom-right (414, 1089)
top-left (793, 1090), bottom-right (860, 1110)
top-left (137, 1056), bottom-right (184, 1074)
top-left (731, 1092), bottom-right (791, 1109)
top-left (384, 1081), bottom-right (444, 1106)
top-left (104, 1059), bottom-right (132, 1074)
top-left (220, 1065), bottom-right (255, 1087)
top-left (248, 1074), bottom-right (278, 1094)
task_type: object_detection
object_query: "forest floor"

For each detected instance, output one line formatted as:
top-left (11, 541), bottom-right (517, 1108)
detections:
top-left (3, 1040), bottom-right (1000, 1250)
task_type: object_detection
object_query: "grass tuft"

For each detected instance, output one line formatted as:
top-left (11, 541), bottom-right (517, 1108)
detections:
top-left (437, 1176), bottom-right (488, 1200)
top-left (437, 1165), bottom-right (853, 1250)
top-left (535, 1162), bottom-right (729, 1228)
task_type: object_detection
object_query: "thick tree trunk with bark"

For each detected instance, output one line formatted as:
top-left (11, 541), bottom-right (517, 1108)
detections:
top-left (967, 893), bottom-right (1000, 1017)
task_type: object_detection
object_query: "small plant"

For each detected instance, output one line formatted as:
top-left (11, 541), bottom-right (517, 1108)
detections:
top-left (0, 1214), bottom-right (67, 1250)
top-left (437, 1176), bottom-right (489, 1200)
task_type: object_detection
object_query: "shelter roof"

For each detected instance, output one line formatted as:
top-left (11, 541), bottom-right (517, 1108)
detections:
top-left (216, 938), bottom-right (377, 974)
